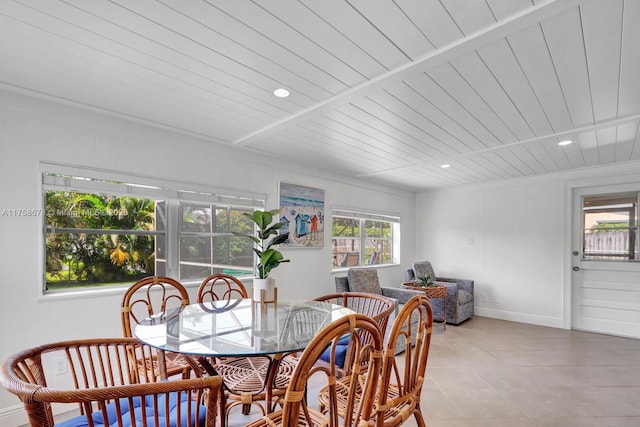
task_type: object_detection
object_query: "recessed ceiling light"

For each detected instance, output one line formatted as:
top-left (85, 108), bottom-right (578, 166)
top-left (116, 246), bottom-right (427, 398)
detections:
top-left (440, 164), bottom-right (450, 168)
top-left (273, 88), bottom-right (290, 98)
top-left (558, 140), bottom-right (573, 146)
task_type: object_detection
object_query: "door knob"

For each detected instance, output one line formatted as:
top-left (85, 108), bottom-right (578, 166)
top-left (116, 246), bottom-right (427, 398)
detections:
top-left (572, 266), bottom-right (580, 271)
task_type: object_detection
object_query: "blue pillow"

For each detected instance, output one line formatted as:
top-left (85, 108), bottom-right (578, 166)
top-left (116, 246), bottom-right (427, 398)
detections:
top-left (56, 391), bottom-right (206, 427)
top-left (319, 334), bottom-right (351, 368)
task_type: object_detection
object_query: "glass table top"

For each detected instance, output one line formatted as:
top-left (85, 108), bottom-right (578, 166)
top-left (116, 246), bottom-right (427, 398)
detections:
top-left (134, 298), bottom-right (354, 357)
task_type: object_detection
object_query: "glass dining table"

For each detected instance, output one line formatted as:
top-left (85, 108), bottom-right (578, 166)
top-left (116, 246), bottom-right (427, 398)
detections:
top-left (134, 297), bottom-right (355, 416)
top-left (135, 298), bottom-right (354, 359)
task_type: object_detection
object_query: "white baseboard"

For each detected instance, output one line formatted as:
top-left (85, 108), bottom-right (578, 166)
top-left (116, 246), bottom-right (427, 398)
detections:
top-left (475, 307), bottom-right (566, 329)
top-left (0, 403), bottom-right (28, 427)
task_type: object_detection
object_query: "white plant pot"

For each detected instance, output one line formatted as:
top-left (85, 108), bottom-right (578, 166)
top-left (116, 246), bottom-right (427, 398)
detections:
top-left (253, 277), bottom-right (276, 302)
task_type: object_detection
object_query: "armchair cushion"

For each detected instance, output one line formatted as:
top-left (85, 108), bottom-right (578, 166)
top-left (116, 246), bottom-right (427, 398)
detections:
top-left (335, 268), bottom-right (423, 355)
top-left (347, 267), bottom-right (382, 294)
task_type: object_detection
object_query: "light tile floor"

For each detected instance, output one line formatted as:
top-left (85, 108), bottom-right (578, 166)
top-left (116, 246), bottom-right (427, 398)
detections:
top-left (32, 316), bottom-right (640, 426)
top-left (230, 316), bottom-right (640, 427)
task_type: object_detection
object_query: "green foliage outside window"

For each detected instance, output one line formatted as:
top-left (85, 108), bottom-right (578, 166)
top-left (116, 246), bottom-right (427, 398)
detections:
top-left (45, 190), bottom-right (156, 289)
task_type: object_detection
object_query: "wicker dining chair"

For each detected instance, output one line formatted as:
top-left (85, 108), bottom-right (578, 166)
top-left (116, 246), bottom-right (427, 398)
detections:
top-left (318, 294), bottom-right (434, 427)
top-left (313, 292), bottom-right (395, 377)
top-left (196, 274), bottom-right (296, 426)
top-left (121, 276), bottom-right (193, 381)
top-left (0, 337), bottom-right (222, 427)
top-left (246, 313), bottom-right (384, 427)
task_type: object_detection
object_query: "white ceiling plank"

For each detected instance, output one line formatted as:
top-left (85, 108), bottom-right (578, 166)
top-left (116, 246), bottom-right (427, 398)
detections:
top-left (300, 118), bottom-right (411, 166)
top-left (507, 144), bottom-right (551, 174)
top-left (329, 103), bottom-right (446, 159)
top-left (524, 141), bottom-right (560, 172)
top-left (8, 2), bottom-right (285, 126)
top-left (0, 11), bottom-right (262, 142)
top-left (393, 0), bottom-right (464, 49)
top-left (403, 72), bottom-right (503, 148)
top-left (158, 0), bottom-right (360, 100)
top-left (362, 90), bottom-right (469, 155)
top-left (632, 123), bottom-right (640, 161)
top-left (614, 121), bottom-right (639, 162)
top-left (581, 0), bottom-right (624, 122)
top-left (508, 24), bottom-right (574, 133)
top-left (541, 6), bottom-right (594, 127)
top-left (540, 139), bottom-right (574, 171)
top-left (196, 0), bottom-right (363, 91)
top-left (57, 0), bottom-right (329, 106)
top-left (453, 157), bottom-right (507, 181)
top-left (486, 148), bottom-right (536, 176)
top-left (251, 0), bottom-right (387, 81)
top-left (557, 140), bottom-right (587, 169)
top-left (382, 82), bottom-right (487, 152)
top-left (618, 0), bottom-right (640, 117)
top-left (450, 51), bottom-right (534, 141)
top-left (299, 0), bottom-right (409, 69)
top-left (487, 0), bottom-right (536, 21)
top-left (440, 0), bottom-right (497, 35)
top-left (595, 126), bottom-right (618, 165)
top-left (345, 0), bottom-right (435, 60)
top-left (428, 62), bottom-right (518, 144)
top-left (477, 151), bottom-right (524, 179)
top-left (477, 38), bottom-right (554, 137)
top-left (576, 130), bottom-right (600, 166)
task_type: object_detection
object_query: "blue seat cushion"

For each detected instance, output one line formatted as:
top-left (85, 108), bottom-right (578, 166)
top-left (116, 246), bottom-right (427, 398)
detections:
top-left (319, 334), bottom-right (351, 368)
top-left (56, 391), bottom-right (205, 427)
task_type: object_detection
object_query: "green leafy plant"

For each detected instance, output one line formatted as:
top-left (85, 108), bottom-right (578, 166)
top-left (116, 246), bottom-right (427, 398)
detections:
top-left (412, 273), bottom-right (436, 288)
top-left (234, 209), bottom-right (290, 279)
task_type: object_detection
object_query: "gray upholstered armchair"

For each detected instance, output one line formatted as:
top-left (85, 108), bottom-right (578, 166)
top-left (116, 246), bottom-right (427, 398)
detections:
top-left (335, 267), bottom-right (423, 354)
top-left (405, 260), bottom-right (474, 325)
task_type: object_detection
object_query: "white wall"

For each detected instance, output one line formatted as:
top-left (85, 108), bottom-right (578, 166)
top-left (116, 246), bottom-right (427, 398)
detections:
top-left (0, 90), bottom-right (415, 424)
top-left (415, 162), bottom-right (640, 329)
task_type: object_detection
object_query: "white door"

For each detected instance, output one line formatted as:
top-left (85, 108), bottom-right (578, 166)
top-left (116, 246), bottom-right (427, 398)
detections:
top-left (571, 185), bottom-right (640, 339)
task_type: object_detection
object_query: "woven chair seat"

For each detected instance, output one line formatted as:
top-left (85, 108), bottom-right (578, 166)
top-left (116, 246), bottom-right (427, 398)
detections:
top-left (213, 355), bottom-right (297, 410)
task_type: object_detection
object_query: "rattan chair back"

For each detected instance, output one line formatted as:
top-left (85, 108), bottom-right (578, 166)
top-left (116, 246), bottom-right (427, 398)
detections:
top-left (121, 276), bottom-right (190, 338)
top-left (375, 294), bottom-right (433, 427)
top-left (0, 337), bottom-right (221, 427)
top-left (314, 292), bottom-right (395, 376)
top-left (247, 313), bottom-right (384, 427)
top-left (197, 273), bottom-right (248, 304)
top-left (121, 276), bottom-right (192, 380)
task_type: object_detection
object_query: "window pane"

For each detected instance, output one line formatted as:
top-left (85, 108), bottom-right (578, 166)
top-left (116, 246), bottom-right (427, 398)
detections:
top-left (178, 203), bottom-right (256, 280)
top-left (332, 238), bottom-right (360, 267)
top-left (45, 232), bottom-right (155, 290)
top-left (332, 217), bottom-right (359, 237)
top-left (583, 193), bottom-right (638, 260)
top-left (45, 190), bottom-right (158, 291)
top-left (181, 203), bottom-right (211, 232)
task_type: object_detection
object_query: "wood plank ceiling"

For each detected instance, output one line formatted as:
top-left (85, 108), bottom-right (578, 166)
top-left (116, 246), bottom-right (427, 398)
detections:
top-left (1, 0), bottom-right (639, 191)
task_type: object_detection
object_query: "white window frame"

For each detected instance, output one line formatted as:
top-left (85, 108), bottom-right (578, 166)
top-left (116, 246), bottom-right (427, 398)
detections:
top-left (331, 207), bottom-right (400, 271)
top-left (42, 163), bottom-right (265, 294)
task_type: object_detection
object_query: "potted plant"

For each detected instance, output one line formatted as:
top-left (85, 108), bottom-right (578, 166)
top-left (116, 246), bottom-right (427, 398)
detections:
top-left (234, 209), bottom-right (289, 301)
top-left (405, 273), bottom-right (436, 288)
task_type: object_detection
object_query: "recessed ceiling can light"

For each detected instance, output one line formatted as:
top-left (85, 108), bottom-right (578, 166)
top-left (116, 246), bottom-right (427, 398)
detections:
top-left (273, 88), bottom-right (290, 98)
top-left (441, 164), bottom-right (450, 168)
top-left (558, 140), bottom-right (573, 146)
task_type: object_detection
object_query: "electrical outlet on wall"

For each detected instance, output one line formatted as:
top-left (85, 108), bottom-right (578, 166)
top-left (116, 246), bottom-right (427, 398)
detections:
top-left (54, 357), bottom-right (68, 375)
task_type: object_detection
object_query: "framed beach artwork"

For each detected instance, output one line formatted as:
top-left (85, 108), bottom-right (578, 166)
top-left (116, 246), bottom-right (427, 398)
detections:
top-left (279, 182), bottom-right (324, 248)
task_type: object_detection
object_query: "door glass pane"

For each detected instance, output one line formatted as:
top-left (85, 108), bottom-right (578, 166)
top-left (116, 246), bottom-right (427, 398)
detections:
top-left (583, 193), bottom-right (638, 260)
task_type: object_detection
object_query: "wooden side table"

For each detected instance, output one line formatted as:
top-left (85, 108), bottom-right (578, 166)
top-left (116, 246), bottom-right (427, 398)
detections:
top-left (401, 283), bottom-right (447, 330)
